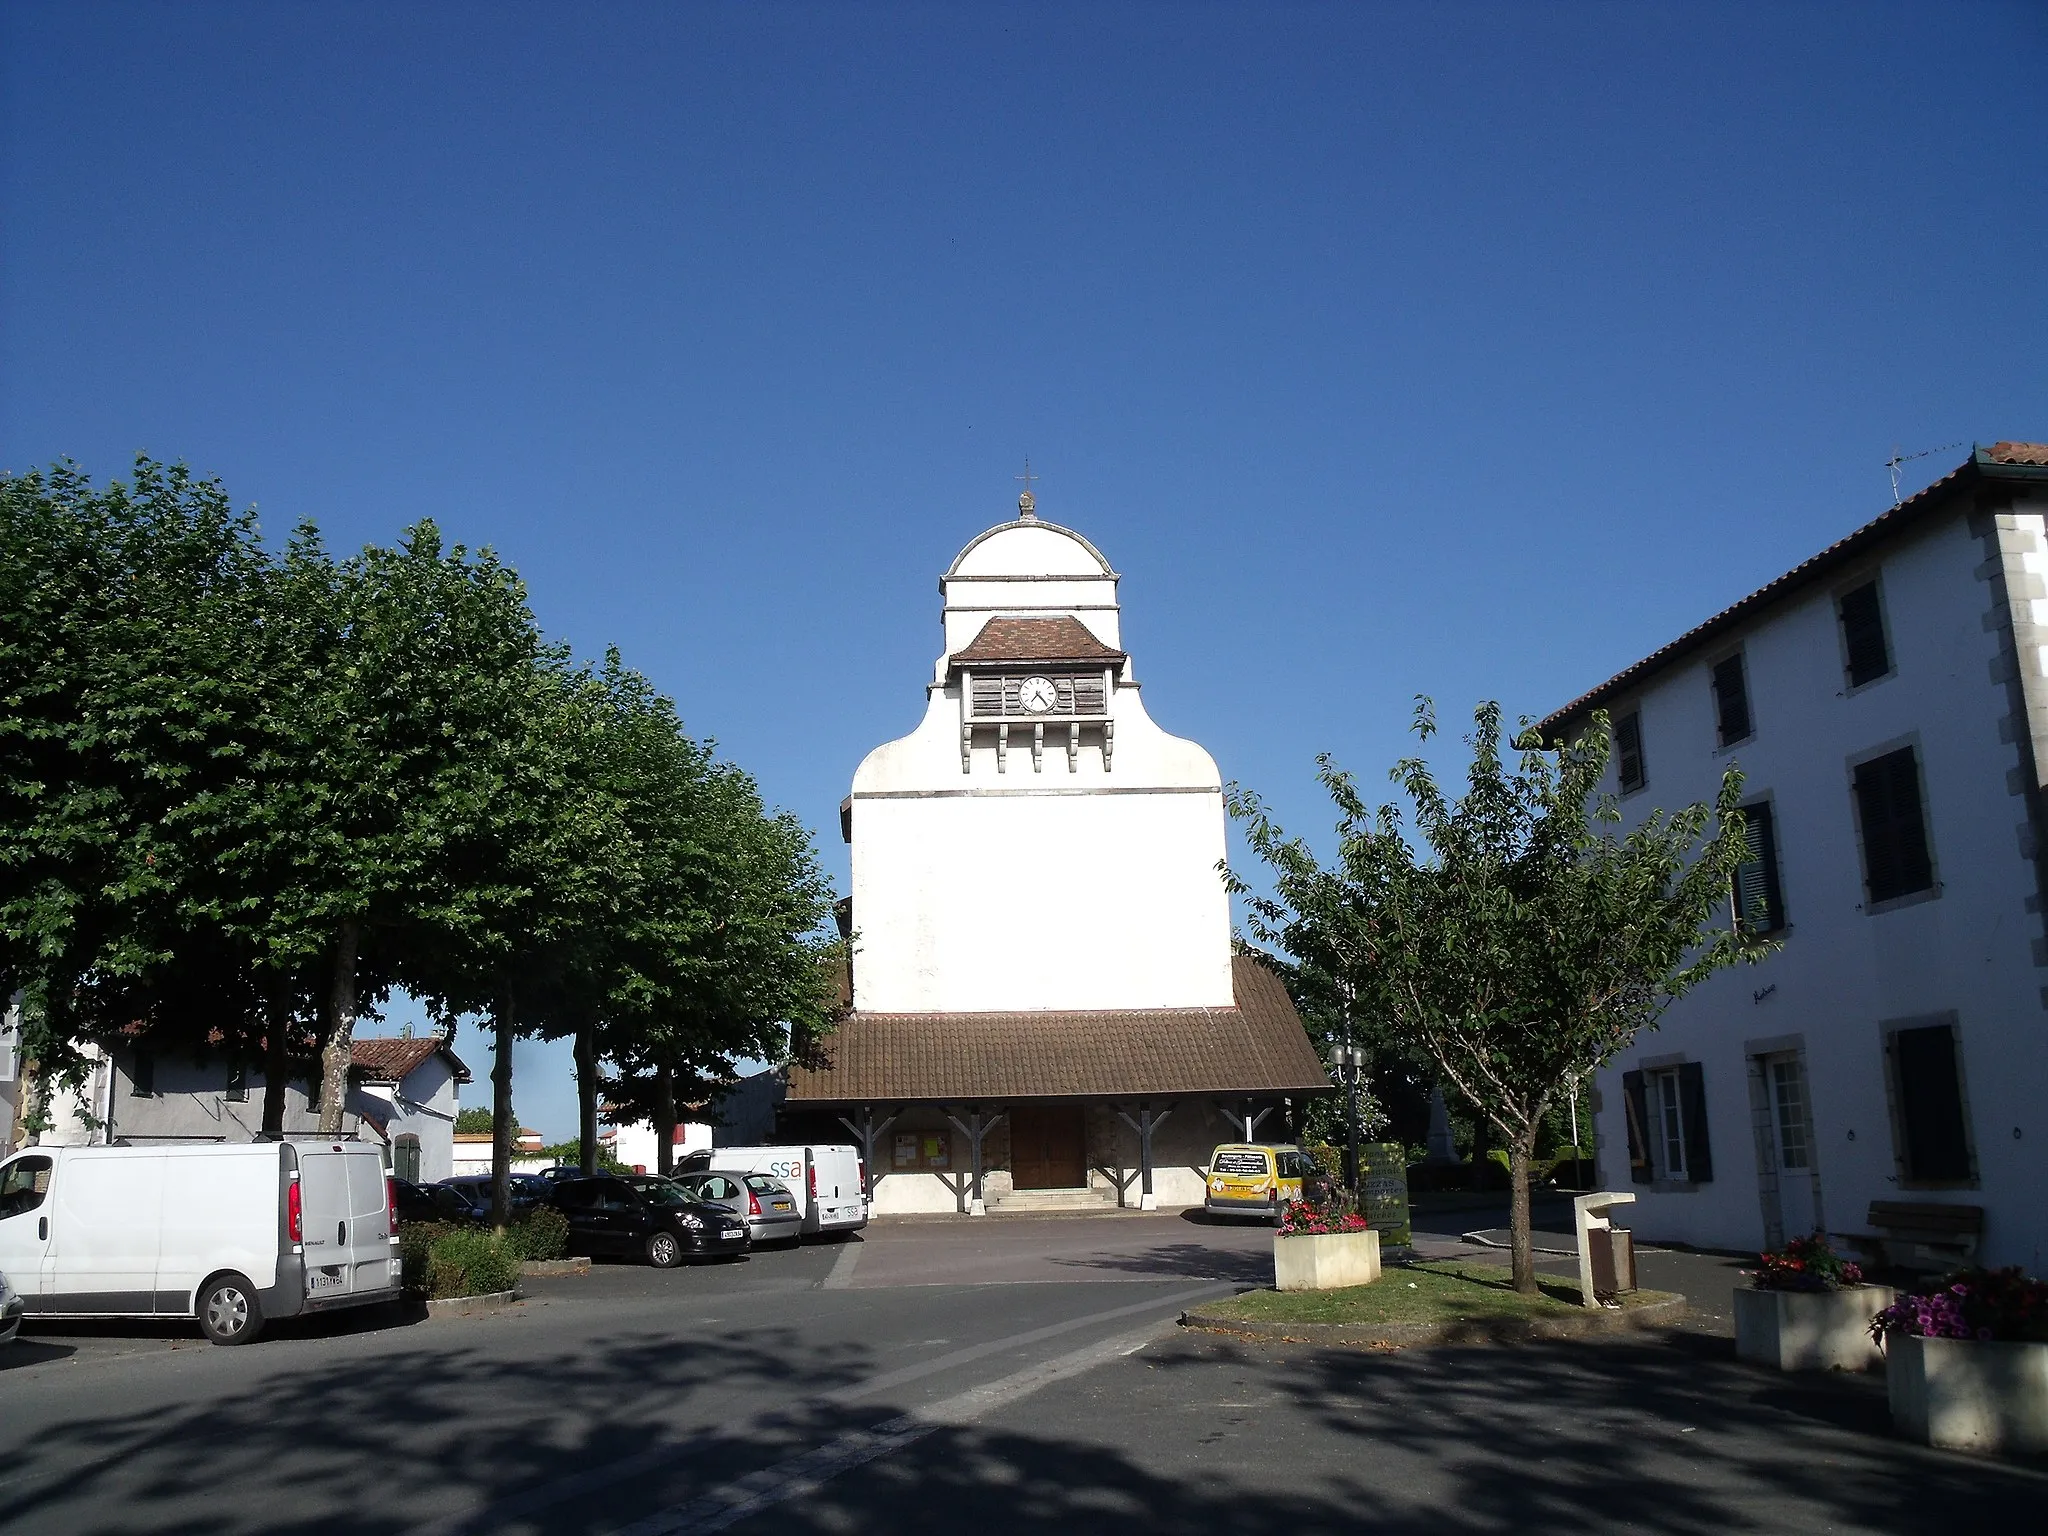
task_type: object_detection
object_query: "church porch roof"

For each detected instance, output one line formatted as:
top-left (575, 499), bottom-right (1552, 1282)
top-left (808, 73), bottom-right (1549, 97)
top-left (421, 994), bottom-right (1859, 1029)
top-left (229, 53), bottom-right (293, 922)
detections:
top-left (786, 956), bottom-right (1328, 1105)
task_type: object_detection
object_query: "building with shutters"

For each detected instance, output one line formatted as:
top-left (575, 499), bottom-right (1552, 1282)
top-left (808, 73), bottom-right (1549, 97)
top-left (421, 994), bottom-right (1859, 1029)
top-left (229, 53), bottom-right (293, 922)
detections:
top-left (1542, 443), bottom-right (2048, 1270)
top-left (777, 486), bottom-right (1328, 1214)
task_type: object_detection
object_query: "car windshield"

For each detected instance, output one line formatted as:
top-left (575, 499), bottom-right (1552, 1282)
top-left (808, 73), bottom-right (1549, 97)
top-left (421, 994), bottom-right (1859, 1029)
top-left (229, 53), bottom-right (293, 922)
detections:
top-left (637, 1182), bottom-right (698, 1207)
top-left (744, 1176), bottom-right (788, 1195)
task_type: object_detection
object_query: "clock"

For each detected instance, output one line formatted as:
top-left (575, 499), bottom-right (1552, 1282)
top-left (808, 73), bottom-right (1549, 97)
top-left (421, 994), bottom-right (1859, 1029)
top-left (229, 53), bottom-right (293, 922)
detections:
top-left (1018, 676), bottom-right (1059, 714)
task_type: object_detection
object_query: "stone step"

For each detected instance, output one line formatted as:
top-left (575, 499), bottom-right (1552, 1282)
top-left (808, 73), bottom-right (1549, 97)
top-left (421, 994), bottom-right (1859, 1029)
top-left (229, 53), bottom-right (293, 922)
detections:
top-left (988, 1186), bottom-right (1120, 1213)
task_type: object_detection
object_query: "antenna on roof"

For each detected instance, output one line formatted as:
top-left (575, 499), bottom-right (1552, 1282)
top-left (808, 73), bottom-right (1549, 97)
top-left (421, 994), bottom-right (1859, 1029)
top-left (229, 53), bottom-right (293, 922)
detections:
top-left (1886, 441), bottom-right (1965, 507)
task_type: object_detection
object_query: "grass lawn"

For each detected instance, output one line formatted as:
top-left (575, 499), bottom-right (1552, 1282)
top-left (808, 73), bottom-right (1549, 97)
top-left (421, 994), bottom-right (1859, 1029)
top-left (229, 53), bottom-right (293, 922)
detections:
top-left (1203, 1260), bottom-right (1670, 1327)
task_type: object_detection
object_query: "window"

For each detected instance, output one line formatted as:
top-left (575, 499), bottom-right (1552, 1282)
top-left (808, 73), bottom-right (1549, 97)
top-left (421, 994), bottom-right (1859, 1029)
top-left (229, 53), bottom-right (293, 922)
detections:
top-left (1769, 1059), bottom-right (1810, 1171)
top-left (0, 1155), bottom-right (53, 1220)
top-left (225, 1067), bottom-right (248, 1103)
top-left (1853, 747), bottom-right (1934, 905)
top-left (1838, 581), bottom-right (1891, 688)
top-left (1615, 710), bottom-right (1647, 793)
top-left (130, 1051), bottom-right (156, 1098)
top-left (1733, 800), bottom-right (1786, 933)
top-left (393, 1134), bottom-right (422, 1183)
top-left (1621, 1063), bottom-right (1713, 1185)
top-left (1712, 654), bottom-right (1752, 746)
top-left (1888, 1022), bottom-right (1975, 1185)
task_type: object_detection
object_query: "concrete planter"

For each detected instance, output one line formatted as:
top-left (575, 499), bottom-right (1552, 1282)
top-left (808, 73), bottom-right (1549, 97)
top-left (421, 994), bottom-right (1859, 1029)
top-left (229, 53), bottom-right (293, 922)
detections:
top-left (1273, 1229), bottom-right (1381, 1292)
top-left (1887, 1333), bottom-right (2048, 1456)
top-left (1734, 1285), bottom-right (1894, 1372)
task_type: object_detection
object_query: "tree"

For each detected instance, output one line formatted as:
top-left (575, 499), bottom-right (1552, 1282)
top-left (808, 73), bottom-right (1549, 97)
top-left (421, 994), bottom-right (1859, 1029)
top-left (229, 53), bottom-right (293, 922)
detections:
top-left (1230, 700), bottom-right (1764, 1294)
top-left (453, 1107), bottom-right (497, 1134)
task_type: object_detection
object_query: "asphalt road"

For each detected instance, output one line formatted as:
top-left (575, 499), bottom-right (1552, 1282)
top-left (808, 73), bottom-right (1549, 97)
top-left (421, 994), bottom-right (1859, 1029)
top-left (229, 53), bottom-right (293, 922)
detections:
top-left (3, 1212), bottom-right (2042, 1535)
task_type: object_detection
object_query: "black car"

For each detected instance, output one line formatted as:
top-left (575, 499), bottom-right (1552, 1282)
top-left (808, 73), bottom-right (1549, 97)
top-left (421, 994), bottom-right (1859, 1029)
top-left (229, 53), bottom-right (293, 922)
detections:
top-left (393, 1177), bottom-right (483, 1225)
top-left (438, 1173), bottom-right (549, 1215)
top-left (549, 1174), bottom-right (752, 1267)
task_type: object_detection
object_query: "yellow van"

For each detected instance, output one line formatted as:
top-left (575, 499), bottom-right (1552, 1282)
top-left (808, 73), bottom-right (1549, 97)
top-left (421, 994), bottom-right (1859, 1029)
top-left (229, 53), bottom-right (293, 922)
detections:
top-left (1202, 1143), bottom-right (1321, 1224)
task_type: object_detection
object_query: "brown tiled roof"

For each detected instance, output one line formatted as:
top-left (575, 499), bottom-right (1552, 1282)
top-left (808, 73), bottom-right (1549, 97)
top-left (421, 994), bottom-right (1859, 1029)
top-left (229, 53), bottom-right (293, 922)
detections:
top-left (786, 955), bottom-right (1328, 1103)
top-left (351, 1037), bottom-right (471, 1085)
top-left (1540, 445), bottom-right (2048, 737)
top-left (950, 615), bottom-right (1125, 668)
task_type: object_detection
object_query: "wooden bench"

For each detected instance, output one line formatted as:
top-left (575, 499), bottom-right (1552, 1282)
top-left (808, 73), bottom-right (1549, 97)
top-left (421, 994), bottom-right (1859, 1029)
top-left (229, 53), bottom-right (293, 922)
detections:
top-left (1842, 1201), bottom-right (1984, 1274)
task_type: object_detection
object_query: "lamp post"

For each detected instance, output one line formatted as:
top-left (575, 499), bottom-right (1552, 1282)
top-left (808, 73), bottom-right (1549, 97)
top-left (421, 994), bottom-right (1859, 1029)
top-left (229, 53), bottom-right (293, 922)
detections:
top-left (1332, 1042), bottom-right (1365, 1194)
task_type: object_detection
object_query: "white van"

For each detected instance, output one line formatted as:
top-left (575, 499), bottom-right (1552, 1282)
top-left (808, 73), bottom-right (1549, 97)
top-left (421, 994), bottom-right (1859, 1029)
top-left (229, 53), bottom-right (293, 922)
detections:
top-left (676, 1144), bottom-right (867, 1237)
top-left (0, 1140), bottom-right (401, 1344)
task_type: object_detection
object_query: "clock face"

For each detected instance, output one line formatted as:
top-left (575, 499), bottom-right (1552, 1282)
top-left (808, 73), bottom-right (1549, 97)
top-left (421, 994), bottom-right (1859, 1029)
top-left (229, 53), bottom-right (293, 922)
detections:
top-left (1019, 676), bottom-right (1059, 714)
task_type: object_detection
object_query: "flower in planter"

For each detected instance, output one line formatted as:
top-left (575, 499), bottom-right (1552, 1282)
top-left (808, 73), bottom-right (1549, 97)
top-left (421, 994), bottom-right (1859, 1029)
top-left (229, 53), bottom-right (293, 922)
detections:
top-left (1752, 1233), bottom-right (1864, 1293)
top-left (1870, 1267), bottom-right (2048, 1347)
top-left (1276, 1197), bottom-right (1372, 1238)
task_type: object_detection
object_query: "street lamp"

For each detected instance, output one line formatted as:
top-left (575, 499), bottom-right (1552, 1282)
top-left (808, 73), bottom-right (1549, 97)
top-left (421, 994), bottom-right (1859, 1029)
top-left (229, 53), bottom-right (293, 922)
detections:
top-left (1330, 1042), bottom-right (1366, 1195)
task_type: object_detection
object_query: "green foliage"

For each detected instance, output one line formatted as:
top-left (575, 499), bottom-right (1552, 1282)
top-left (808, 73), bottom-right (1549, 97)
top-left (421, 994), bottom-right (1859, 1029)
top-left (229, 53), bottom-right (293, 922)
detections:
top-left (399, 1222), bottom-right (522, 1298)
top-left (453, 1107), bottom-right (497, 1134)
top-left (2, 456), bottom-right (841, 1220)
top-left (501, 1205), bottom-right (569, 1261)
top-left (1230, 699), bottom-right (1765, 1292)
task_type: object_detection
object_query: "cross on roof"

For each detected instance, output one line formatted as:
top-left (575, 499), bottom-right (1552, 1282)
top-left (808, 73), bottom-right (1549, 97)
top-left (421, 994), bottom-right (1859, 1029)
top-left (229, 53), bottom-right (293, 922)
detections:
top-left (1015, 458), bottom-right (1038, 518)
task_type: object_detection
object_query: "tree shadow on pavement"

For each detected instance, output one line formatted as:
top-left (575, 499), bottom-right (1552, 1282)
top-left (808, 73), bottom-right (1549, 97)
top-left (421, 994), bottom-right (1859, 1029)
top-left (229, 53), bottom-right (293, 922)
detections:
top-left (1043, 1242), bottom-right (1272, 1283)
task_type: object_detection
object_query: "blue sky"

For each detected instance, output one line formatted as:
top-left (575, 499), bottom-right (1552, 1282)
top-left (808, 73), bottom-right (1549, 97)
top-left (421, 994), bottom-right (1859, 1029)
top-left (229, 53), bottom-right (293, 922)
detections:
top-left (5, 3), bottom-right (2044, 1138)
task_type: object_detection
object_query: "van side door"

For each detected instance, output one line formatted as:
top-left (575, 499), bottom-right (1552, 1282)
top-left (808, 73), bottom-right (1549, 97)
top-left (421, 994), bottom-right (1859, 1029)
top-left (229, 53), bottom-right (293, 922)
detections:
top-left (49, 1152), bottom-right (165, 1314)
top-left (0, 1155), bottom-right (56, 1309)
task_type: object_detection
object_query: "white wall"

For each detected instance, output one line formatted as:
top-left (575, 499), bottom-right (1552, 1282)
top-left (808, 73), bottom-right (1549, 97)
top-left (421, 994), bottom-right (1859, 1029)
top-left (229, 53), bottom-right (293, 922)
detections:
top-left (610, 1118), bottom-right (712, 1172)
top-left (1585, 496), bottom-right (2048, 1270)
top-left (849, 515), bottom-right (1234, 1013)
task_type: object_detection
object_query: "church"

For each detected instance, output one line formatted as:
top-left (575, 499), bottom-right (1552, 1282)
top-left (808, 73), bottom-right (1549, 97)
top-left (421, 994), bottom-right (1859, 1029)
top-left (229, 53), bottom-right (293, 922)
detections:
top-left (778, 484), bottom-right (1328, 1214)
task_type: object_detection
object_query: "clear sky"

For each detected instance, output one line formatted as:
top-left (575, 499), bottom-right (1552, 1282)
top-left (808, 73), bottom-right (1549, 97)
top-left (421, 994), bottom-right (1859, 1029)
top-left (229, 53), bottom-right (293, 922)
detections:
top-left (5, 3), bottom-right (2043, 1139)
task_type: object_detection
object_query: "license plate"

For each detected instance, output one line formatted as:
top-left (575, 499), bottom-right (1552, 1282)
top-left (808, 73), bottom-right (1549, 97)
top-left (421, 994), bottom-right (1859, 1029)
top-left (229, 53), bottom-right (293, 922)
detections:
top-left (771, 1201), bottom-right (792, 1212)
top-left (308, 1270), bottom-right (344, 1293)
top-left (720, 1230), bottom-right (745, 1240)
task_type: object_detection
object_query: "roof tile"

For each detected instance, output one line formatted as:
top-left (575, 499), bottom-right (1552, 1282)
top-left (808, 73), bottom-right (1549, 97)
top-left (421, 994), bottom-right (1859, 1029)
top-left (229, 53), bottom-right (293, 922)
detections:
top-left (787, 956), bottom-right (1328, 1102)
top-left (951, 615), bottom-right (1125, 667)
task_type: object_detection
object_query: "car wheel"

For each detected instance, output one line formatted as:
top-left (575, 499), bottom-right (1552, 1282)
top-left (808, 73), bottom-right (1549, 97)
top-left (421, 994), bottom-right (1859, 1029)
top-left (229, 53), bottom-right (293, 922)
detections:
top-left (646, 1231), bottom-right (684, 1269)
top-left (198, 1273), bottom-right (265, 1345)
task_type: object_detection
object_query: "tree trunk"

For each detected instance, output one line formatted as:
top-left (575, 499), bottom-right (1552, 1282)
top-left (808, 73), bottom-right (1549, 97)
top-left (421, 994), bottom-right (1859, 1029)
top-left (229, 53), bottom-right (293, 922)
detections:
top-left (491, 986), bottom-right (516, 1234)
top-left (7, 1053), bottom-right (36, 1151)
top-left (575, 1019), bottom-right (599, 1175)
top-left (1508, 1127), bottom-right (1539, 1295)
top-left (655, 1062), bottom-right (677, 1178)
top-left (316, 917), bottom-right (361, 1134)
top-left (261, 1010), bottom-right (291, 1138)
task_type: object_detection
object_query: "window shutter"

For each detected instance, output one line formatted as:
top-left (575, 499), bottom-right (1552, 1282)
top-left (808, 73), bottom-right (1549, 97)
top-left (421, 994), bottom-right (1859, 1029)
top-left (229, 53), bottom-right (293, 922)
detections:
top-left (1855, 748), bottom-right (1932, 903)
top-left (1677, 1062), bottom-right (1713, 1183)
top-left (1621, 1071), bottom-right (1653, 1184)
top-left (1839, 582), bottom-right (1890, 687)
top-left (1893, 1024), bottom-right (1973, 1183)
top-left (1712, 655), bottom-right (1751, 745)
top-left (1616, 711), bottom-right (1645, 792)
top-left (1734, 801), bottom-right (1784, 932)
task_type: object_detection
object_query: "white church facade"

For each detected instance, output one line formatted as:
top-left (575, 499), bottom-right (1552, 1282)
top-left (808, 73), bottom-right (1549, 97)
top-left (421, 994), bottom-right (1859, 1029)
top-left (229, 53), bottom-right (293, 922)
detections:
top-left (781, 489), bottom-right (1327, 1213)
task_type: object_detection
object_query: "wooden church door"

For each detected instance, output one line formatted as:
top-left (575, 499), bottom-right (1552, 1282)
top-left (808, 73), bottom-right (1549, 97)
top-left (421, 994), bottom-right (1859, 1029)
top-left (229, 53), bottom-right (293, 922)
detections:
top-left (1009, 1105), bottom-right (1087, 1189)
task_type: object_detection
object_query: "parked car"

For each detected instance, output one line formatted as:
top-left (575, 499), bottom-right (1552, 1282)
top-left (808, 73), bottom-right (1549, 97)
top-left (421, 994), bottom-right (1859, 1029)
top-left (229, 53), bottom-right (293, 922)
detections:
top-left (0, 1140), bottom-right (399, 1344)
top-left (1, 1268), bottom-right (21, 1345)
top-left (670, 1170), bottom-right (803, 1246)
top-left (438, 1173), bottom-right (549, 1215)
top-left (548, 1175), bottom-right (750, 1267)
top-left (393, 1177), bottom-right (484, 1225)
top-left (674, 1145), bottom-right (867, 1238)
top-left (1201, 1143), bottom-right (1331, 1224)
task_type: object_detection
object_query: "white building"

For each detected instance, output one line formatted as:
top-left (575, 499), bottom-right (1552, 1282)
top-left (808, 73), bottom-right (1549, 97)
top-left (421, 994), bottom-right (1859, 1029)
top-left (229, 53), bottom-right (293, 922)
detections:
top-left (1543, 443), bottom-right (2048, 1271)
top-left (28, 1034), bottom-right (470, 1184)
top-left (784, 487), bottom-right (1326, 1214)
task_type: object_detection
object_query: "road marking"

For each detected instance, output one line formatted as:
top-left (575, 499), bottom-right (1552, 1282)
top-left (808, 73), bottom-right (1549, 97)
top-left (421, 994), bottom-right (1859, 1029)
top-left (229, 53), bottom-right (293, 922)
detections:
top-left (609, 1319), bottom-right (1171, 1536)
top-left (820, 1240), bottom-right (863, 1290)
top-left (410, 1282), bottom-right (1228, 1536)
